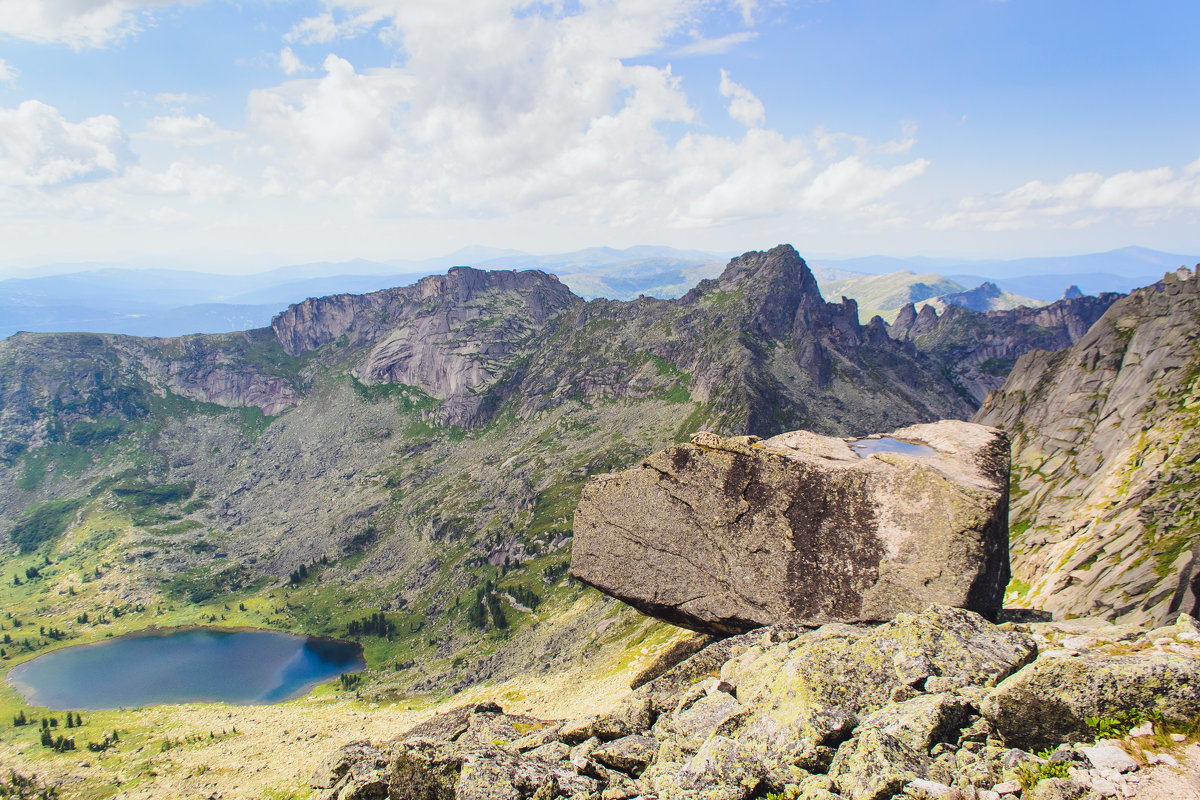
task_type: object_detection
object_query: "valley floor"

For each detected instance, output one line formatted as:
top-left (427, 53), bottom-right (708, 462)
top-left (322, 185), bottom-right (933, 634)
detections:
top-left (0, 614), bottom-right (666, 800)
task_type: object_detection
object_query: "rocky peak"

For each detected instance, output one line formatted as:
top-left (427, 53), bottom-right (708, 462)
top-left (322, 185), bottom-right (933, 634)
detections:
top-left (271, 267), bottom-right (578, 357)
top-left (412, 267), bottom-right (574, 324)
top-left (709, 244), bottom-right (824, 341)
top-left (1063, 284), bottom-right (1083, 300)
top-left (891, 291), bottom-right (1123, 405)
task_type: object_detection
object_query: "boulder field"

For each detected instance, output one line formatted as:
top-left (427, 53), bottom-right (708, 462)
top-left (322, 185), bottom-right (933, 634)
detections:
top-left (570, 421), bottom-right (1011, 634)
top-left (315, 607), bottom-right (1200, 800)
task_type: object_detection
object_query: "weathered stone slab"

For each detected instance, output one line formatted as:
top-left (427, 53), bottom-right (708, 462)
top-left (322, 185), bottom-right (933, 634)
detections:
top-left (570, 420), bottom-right (1011, 634)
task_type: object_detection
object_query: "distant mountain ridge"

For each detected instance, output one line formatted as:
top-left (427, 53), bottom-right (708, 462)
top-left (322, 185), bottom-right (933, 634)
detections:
top-left (0, 246), bottom-right (727, 339)
top-left (4, 245), bottom-right (1192, 339)
top-left (815, 245), bottom-right (1199, 302)
top-left (0, 245), bottom-right (982, 702)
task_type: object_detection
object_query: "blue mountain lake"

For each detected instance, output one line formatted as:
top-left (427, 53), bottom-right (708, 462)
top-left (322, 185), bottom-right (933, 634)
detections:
top-left (849, 437), bottom-right (936, 457)
top-left (6, 628), bottom-right (365, 710)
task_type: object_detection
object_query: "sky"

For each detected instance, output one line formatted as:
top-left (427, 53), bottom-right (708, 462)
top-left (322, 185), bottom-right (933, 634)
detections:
top-left (0, 0), bottom-right (1198, 270)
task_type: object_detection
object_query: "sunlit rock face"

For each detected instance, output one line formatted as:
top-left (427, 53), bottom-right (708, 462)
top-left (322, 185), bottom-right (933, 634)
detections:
top-left (571, 420), bottom-right (1011, 635)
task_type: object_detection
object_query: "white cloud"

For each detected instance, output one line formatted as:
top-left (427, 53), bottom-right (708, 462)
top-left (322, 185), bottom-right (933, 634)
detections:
top-left (931, 159), bottom-right (1200, 231)
top-left (0, 0), bottom-right (192, 49)
top-left (140, 114), bottom-right (243, 146)
top-left (718, 69), bottom-right (765, 127)
top-left (279, 46), bottom-right (307, 75)
top-left (155, 91), bottom-right (207, 107)
top-left (125, 161), bottom-right (245, 203)
top-left (732, 0), bottom-right (757, 25)
top-left (250, 54), bottom-right (411, 164)
top-left (673, 31), bottom-right (756, 56)
top-left (240, 2), bottom-right (925, 231)
top-left (802, 156), bottom-right (930, 214)
top-left (285, 9), bottom-right (389, 45)
top-left (0, 100), bottom-right (133, 187)
top-left (0, 58), bottom-right (16, 84)
top-left (0, 0), bottom-right (930, 253)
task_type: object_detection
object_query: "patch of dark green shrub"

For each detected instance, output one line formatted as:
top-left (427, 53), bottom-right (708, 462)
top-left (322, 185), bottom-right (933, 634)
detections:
top-left (9, 499), bottom-right (85, 554)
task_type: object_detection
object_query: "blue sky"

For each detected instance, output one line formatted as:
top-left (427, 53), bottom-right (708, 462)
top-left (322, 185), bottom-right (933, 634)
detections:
top-left (0, 0), bottom-right (1197, 269)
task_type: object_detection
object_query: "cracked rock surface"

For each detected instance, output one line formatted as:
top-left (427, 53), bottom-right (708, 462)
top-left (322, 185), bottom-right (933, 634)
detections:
top-left (569, 421), bottom-right (1011, 635)
top-left (318, 607), bottom-right (1200, 800)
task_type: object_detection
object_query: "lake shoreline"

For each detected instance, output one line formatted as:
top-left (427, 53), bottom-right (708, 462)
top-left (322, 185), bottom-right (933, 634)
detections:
top-left (6, 626), bottom-right (366, 711)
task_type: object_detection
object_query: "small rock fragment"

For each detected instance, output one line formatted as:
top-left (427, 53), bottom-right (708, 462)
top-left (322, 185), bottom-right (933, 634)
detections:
top-left (1080, 743), bottom-right (1138, 774)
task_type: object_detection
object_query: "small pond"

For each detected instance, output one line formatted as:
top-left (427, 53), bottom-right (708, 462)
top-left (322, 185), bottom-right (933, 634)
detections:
top-left (849, 437), bottom-right (936, 458)
top-left (6, 628), bottom-right (365, 710)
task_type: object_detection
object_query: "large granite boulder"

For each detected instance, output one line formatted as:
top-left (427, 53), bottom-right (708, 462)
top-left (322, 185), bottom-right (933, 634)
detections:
top-left (570, 420), bottom-right (1011, 634)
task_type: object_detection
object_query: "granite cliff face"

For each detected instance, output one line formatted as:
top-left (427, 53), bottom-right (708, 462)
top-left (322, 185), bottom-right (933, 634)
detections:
top-left (264, 246), bottom-right (974, 434)
top-left (272, 267), bottom-right (580, 426)
top-left (976, 266), bottom-right (1200, 626)
top-left (891, 292), bottom-right (1122, 404)
top-left (0, 327), bottom-right (306, 453)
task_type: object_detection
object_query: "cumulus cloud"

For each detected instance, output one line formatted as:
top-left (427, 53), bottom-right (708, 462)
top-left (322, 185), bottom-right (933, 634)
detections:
top-left (139, 114), bottom-right (243, 146)
top-left (718, 69), bottom-right (765, 127)
top-left (125, 161), bottom-right (245, 203)
top-left (285, 8), bottom-right (389, 45)
top-left (279, 46), bottom-right (307, 75)
top-left (0, 0), bottom-right (190, 49)
top-left (250, 54), bottom-right (411, 164)
top-left (0, 101), bottom-right (133, 186)
top-left (0, 0), bottom-right (930, 248)
top-left (241, 1), bottom-right (927, 230)
top-left (930, 159), bottom-right (1200, 231)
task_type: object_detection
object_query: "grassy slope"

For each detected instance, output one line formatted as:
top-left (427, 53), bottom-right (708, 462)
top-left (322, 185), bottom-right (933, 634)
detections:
top-left (819, 270), bottom-right (965, 322)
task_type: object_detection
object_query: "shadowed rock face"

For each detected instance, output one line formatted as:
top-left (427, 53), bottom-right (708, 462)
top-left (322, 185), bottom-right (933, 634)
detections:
top-left (889, 291), bottom-right (1122, 405)
top-left (570, 420), bottom-right (1011, 635)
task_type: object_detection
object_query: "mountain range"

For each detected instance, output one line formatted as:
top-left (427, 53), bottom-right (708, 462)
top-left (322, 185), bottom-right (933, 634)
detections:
top-left (3, 245), bottom-right (1194, 340)
top-left (5, 243), bottom-right (1200, 798)
top-left (0, 245), bottom-right (1142, 694)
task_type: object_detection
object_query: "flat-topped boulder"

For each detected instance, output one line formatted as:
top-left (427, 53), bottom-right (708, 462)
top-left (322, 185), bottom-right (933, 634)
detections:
top-left (569, 420), bottom-right (1011, 635)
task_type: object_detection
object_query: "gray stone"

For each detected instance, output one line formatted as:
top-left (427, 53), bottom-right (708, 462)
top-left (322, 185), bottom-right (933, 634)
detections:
top-left (982, 649), bottom-right (1200, 750)
top-left (904, 778), bottom-right (952, 798)
top-left (590, 735), bottom-right (658, 777)
top-left (830, 729), bottom-right (932, 800)
top-left (1079, 743), bottom-right (1138, 774)
top-left (311, 740), bottom-right (383, 789)
top-left (570, 421), bottom-right (1012, 635)
top-left (1025, 778), bottom-right (1101, 800)
top-left (857, 693), bottom-right (971, 753)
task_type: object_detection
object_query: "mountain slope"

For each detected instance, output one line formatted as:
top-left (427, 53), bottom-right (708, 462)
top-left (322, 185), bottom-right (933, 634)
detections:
top-left (975, 266), bottom-right (1200, 625)
top-left (817, 270), bottom-right (966, 322)
top-left (0, 245), bottom-right (973, 697)
top-left (926, 281), bottom-right (1045, 314)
